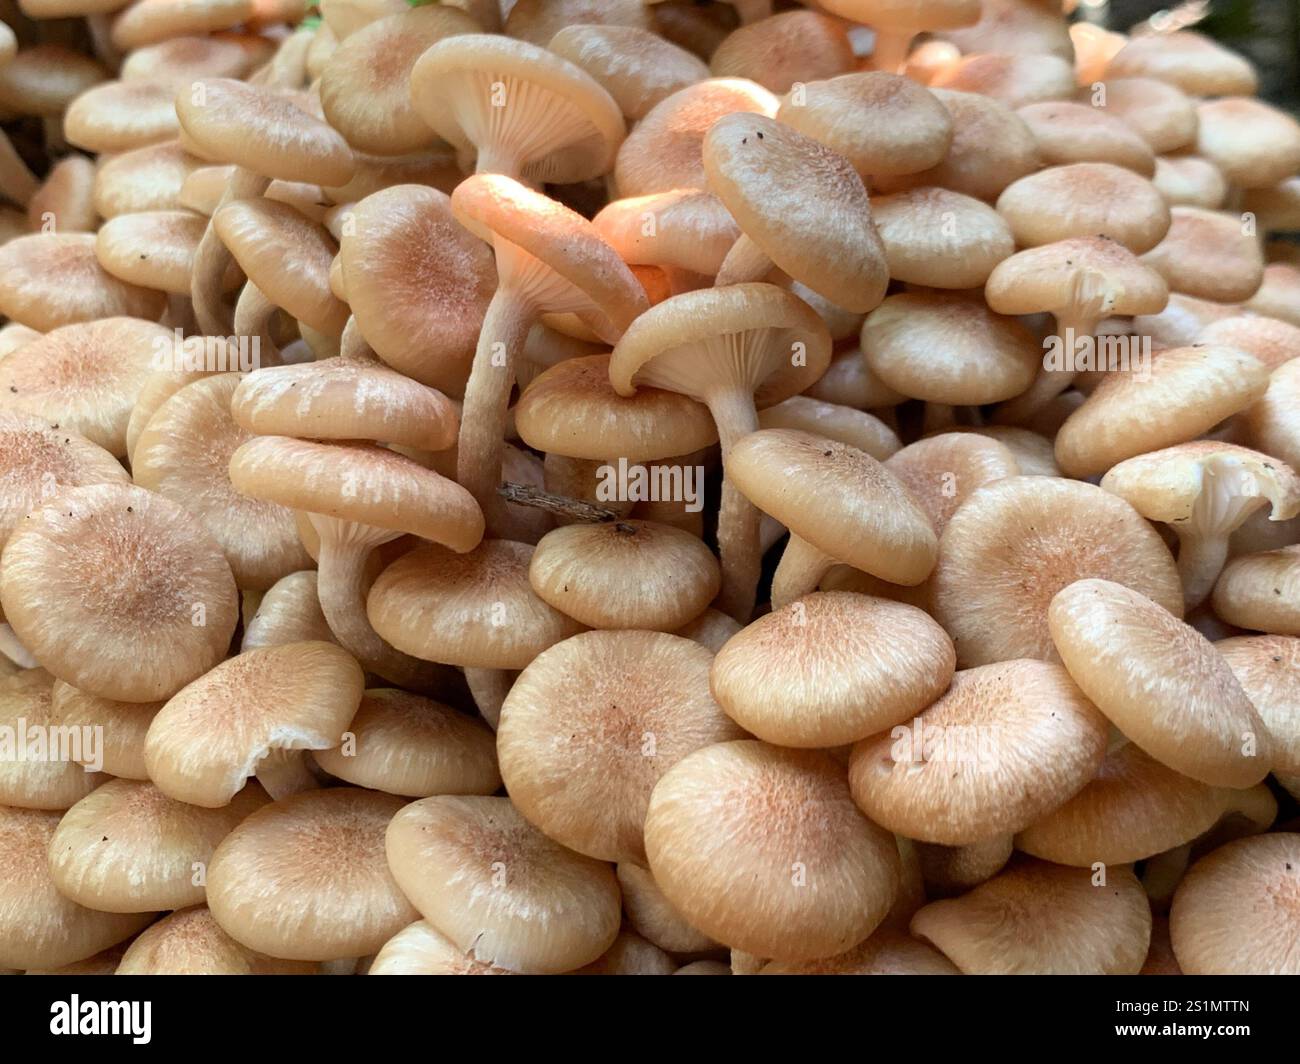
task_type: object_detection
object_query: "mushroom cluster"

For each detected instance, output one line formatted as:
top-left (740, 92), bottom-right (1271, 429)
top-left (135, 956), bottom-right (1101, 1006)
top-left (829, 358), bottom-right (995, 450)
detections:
top-left (0, 0), bottom-right (1298, 977)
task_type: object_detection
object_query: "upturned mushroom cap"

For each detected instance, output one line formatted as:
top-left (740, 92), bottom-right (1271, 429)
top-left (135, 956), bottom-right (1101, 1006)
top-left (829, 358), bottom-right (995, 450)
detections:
top-left (48, 778), bottom-right (268, 912)
top-left (94, 209), bottom-right (207, 295)
top-left (410, 34), bottom-right (624, 183)
top-left (1055, 346), bottom-right (1270, 478)
top-left (0, 668), bottom-right (104, 809)
top-left (1049, 578), bottom-right (1270, 788)
top-left (1153, 155), bottom-right (1228, 210)
top-left (616, 861), bottom-right (718, 953)
top-left (870, 187), bottom-right (1013, 289)
top-left (593, 188), bottom-right (739, 277)
top-left (884, 432), bottom-right (1020, 535)
top-left (116, 905), bottom-right (317, 975)
top-left (49, 681), bottom-right (159, 780)
top-left (996, 163), bottom-right (1170, 253)
top-left (758, 396), bottom-right (900, 459)
top-left (144, 641), bottom-right (364, 808)
top-left (910, 856), bottom-right (1151, 974)
top-left (385, 794), bottom-right (621, 973)
top-left (931, 477), bottom-right (1183, 667)
top-left (498, 630), bottom-right (742, 863)
top-left (548, 24), bottom-right (708, 121)
top-left (1105, 30), bottom-right (1258, 97)
top-left (63, 80), bottom-right (178, 154)
top-left (1212, 545), bottom-right (1300, 636)
top-left (931, 52), bottom-right (1075, 110)
top-left (758, 927), bottom-right (961, 975)
top-left (112, 0), bottom-right (255, 50)
top-left (1169, 833), bottom-right (1300, 974)
top-left (0, 806), bottom-right (151, 970)
top-left (1140, 207), bottom-right (1265, 304)
top-left (849, 658), bottom-right (1107, 844)
top-left (207, 787), bottom-right (418, 961)
top-left (708, 11), bottom-right (852, 94)
top-left (644, 739), bottom-right (900, 962)
top-left (369, 920), bottom-right (513, 976)
top-left (712, 591), bottom-right (954, 747)
top-left (0, 483), bottom-right (237, 702)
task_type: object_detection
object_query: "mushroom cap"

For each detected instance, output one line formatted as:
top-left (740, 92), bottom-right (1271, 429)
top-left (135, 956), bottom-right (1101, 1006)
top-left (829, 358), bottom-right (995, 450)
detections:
top-left (709, 10), bottom-right (853, 94)
top-left (870, 187), bottom-right (1014, 289)
top-left (1105, 30), bottom-right (1258, 97)
top-left (1055, 346), bottom-right (1270, 479)
top-left (0, 668), bottom-right (105, 809)
top-left (757, 396), bottom-right (900, 460)
top-left (369, 919), bottom-right (514, 976)
top-left (592, 188), bottom-right (739, 277)
top-left (613, 77), bottom-right (777, 197)
top-left (996, 162), bottom-right (1170, 253)
top-left (94, 209), bottom-right (207, 295)
top-left (116, 905), bottom-right (317, 975)
top-left (49, 680), bottom-right (159, 780)
top-left (0, 235), bottom-right (166, 332)
top-left (0, 483), bottom-right (238, 702)
top-left (319, 6), bottom-right (478, 155)
top-left (0, 44), bottom-right (106, 117)
top-left (175, 77), bottom-right (354, 184)
top-left (1088, 76), bottom-right (1197, 154)
top-left (775, 71), bottom-right (952, 177)
top-left (1248, 263), bottom-right (1300, 327)
top-left (119, 33), bottom-right (274, 88)
top-left (207, 787), bottom-right (418, 961)
top-left (608, 283), bottom-right (830, 408)
top-left (758, 927), bottom-right (960, 975)
top-left (712, 590), bottom-right (954, 748)
top-left (1140, 206), bottom-right (1265, 304)
top-left (572, 929), bottom-right (676, 975)
top-left (819, 0), bottom-right (979, 31)
top-left (48, 778), bottom-right (268, 912)
top-left (910, 856), bottom-right (1151, 974)
top-left (1212, 545), bottom-right (1300, 637)
top-left (112, 0), bottom-right (255, 50)
top-left (931, 476), bottom-right (1183, 667)
top-left (144, 641), bottom-right (364, 808)
top-left (674, 607), bottom-right (743, 655)
top-left (805, 348), bottom-right (905, 408)
top-left (385, 794), bottom-right (621, 973)
top-left (504, 0), bottom-right (649, 44)
top-left (64, 79), bottom-right (178, 154)
top-left (1049, 578), bottom-right (1270, 788)
top-left (1200, 314), bottom-right (1300, 372)
top-left (367, 540), bottom-right (583, 669)
top-left (338, 184), bottom-right (495, 397)
top-left (644, 739), bottom-right (900, 962)
top-left (1246, 359), bottom-right (1300, 478)
top-left (94, 140), bottom-right (201, 218)
top-left (0, 806), bottom-right (151, 970)
top-left (849, 658), bottom-right (1108, 845)
top-left (241, 570), bottom-right (335, 652)
top-left (703, 112), bottom-right (886, 312)
top-left (1152, 155), bottom-right (1228, 210)
top-left (1017, 99), bottom-right (1157, 175)
top-left (515, 352), bottom-right (718, 463)
top-left (228, 435), bottom-right (484, 550)
top-left (884, 432), bottom-right (1020, 535)
top-left (498, 629), bottom-right (742, 863)
top-left (548, 24), bottom-right (708, 121)
top-left (1245, 175), bottom-right (1300, 231)
top-left (1169, 833), bottom-right (1300, 975)
top-left (410, 33), bottom-right (624, 184)
top-left (728, 428), bottom-right (936, 585)
top-left (932, 52), bottom-right (1075, 110)
top-left (616, 861), bottom-right (718, 953)
top-left (311, 688), bottom-right (500, 797)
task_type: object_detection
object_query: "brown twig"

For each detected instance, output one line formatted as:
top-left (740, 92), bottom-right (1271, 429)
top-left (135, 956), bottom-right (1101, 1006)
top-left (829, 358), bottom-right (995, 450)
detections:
top-left (498, 482), bottom-right (626, 525)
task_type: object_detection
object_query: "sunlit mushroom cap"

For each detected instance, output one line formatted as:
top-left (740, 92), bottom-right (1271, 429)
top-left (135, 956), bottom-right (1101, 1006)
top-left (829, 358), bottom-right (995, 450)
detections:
top-left (64, 79), bottom-right (177, 154)
top-left (931, 477), bottom-right (1183, 667)
top-left (94, 209), bottom-right (207, 295)
top-left (1211, 545), bottom-right (1300, 636)
top-left (1087, 77), bottom-right (1197, 156)
top-left (549, 24), bottom-right (708, 121)
top-left (884, 432), bottom-right (1019, 535)
top-left (871, 187), bottom-right (1013, 289)
top-left (385, 794), bottom-right (621, 973)
top-left (207, 787), bottom-right (418, 961)
top-left (112, 0), bottom-right (255, 50)
top-left (498, 630), bottom-right (741, 863)
top-left (144, 641), bottom-right (363, 808)
top-left (592, 188), bottom-right (739, 277)
top-left (49, 681), bottom-right (159, 780)
top-left (116, 905), bottom-right (316, 975)
top-left (1169, 833), bottom-right (1300, 974)
top-left (0, 483), bottom-right (237, 702)
top-left (1140, 207), bottom-right (1264, 304)
top-left (369, 920), bottom-right (513, 976)
top-left (931, 52), bottom-right (1075, 109)
top-left (911, 856), bottom-right (1151, 974)
top-left (0, 668), bottom-right (104, 809)
top-left (1105, 30), bottom-right (1258, 97)
top-left (644, 739), bottom-right (900, 962)
top-left (120, 34), bottom-right (273, 88)
top-left (1194, 97), bottom-right (1300, 191)
top-left (759, 927), bottom-right (960, 975)
top-left (1019, 99), bottom-right (1158, 177)
top-left (757, 396), bottom-right (900, 459)
top-left (1153, 155), bottom-right (1228, 209)
top-left (94, 141), bottom-right (200, 218)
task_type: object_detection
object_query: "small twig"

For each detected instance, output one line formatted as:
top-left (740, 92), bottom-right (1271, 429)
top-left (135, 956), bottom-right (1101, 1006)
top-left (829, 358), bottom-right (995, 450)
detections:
top-left (498, 482), bottom-right (626, 525)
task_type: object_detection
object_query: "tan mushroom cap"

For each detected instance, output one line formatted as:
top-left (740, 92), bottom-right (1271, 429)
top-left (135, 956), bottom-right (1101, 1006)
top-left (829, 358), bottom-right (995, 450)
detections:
top-left (758, 396), bottom-right (899, 459)
top-left (1105, 30), bottom-right (1258, 97)
top-left (319, 6), bottom-right (477, 155)
top-left (120, 34), bottom-right (274, 88)
top-left (64, 80), bottom-right (178, 154)
top-left (708, 11), bottom-right (852, 94)
top-left (758, 927), bottom-right (961, 976)
top-left (410, 34), bottom-right (624, 183)
top-left (1055, 346), bottom-right (1270, 479)
top-left (712, 591), bottom-right (954, 748)
top-left (241, 571), bottom-right (334, 652)
top-left (0, 45), bottom-right (106, 116)
top-left (1213, 636), bottom-right (1300, 777)
top-left (932, 52), bottom-right (1075, 110)
top-left (1175, 833), bottom-right (1300, 976)
top-left (369, 920), bottom-right (514, 976)
top-left (996, 163), bottom-right (1170, 253)
top-left (613, 77), bottom-right (777, 197)
top-left (338, 184), bottom-right (495, 397)
top-left (49, 681), bottom-right (160, 780)
top-left (175, 78), bottom-right (354, 185)
top-left (644, 739), bottom-right (900, 962)
top-left (1246, 358), bottom-right (1300, 471)
top-left (1049, 578), bottom-right (1270, 788)
top-left (573, 929), bottom-right (676, 976)
top-left (48, 778), bottom-right (268, 912)
top-left (548, 24), bottom-right (708, 121)
top-left (1194, 97), bottom-right (1300, 191)
top-left (873, 89), bottom-right (1039, 202)
top-left (674, 606), bottom-right (742, 655)
top-left (207, 787), bottom-right (417, 961)
top-left (885, 432), bottom-right (1020, 535)
top-left (805, 348), bottom-right (905, 408)
top-left (367, 540), bottom-right (582, 669)
top-left (94, 209), bottom-right (206, 295)
top-left (385, 794), bottom-right (621, 973)
top-left (0, 806), bottom-right (152, 970)
top-left (112, 0), bottom-right (254, 50)
top-left (1141, 207), bottom-right (1264, 305)
top-left (1200, 314), bottom-right (1300, 372)
top-left (503, 0), bottom-right (647, 42)
top-left (1016, 100), bottom-right (1155, 176)
top-left (0, 483), bottom-right (237, 702)
top-left (1245, 176), bottom-right (1300, 232)
top-left (911, 856), bottom-right (1151, 974)
top-left (94, 140), bottom-right (201, 218)
top-left (775, 72), bottom-right (951, 178)
top-left (312, 688), bottom-right (500, 797)
top-left (1153, 155), bottom-right (1228, 210)
top-left (862, 292), bottom-right (1040, 405)
top-left (133, 375), bottom-right (312, 591)
top-left (116, 905), bottom-right (317, 975)
top-left (931, 477), bottom-right (1183, 667)
top-left (1248, 263), bottom-right (1300, 327)
top-left (616, 861), bottom-right (718, 953)
top-left (0, 235), bottom-right (165, 332)
top-left (1086, 77), bottom-right (1197, 154)
top-left (870, 187), bottom-right (1013, 289)
top-left (1212, 545), bottom-right (1300, 636)
top-left (498, 630), bottom-right (741, 863)
top-left (0, 668), bottom-right (105, 809)
top-left (593, 189), bottom-right (739, 277)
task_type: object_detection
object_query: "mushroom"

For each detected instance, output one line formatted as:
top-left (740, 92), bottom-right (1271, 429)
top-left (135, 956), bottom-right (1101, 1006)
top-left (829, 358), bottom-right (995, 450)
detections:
top-left (1152, 155), bottom-right (1228, 210)
top-left (368, 921), bottom-right (513, 976)
top-left (1016, 99), bottom-right (1155, 176)
top-left (1246, 358), bottom-right (1300, 474)
top-left (758, 396), bottom-right (899, 459)
top-left (757, 927), bottom-right (960, 976)
top-left (616, 861), bottom-right (718, 954)
top-left (1211, 545), bottom-right (1300, 636)
top-left (49, 680), bottom-right (160, 781)
top-left (143, 640), bottom-right (364, 807)
top-left (816, 0), bottom-right (979, 73)
top-left (1087, 76), bottom-right (1198, 155)
top-left (573, 930), bottom-right (676, 976)
top-left (869, 187), bottom-right (1014, 290)
top-left (914, 836), bottom-right (1014, 899)
top-left (593, 188), bottom-right (739, 280)
top-left (64, 80), bottom-right (179, 154)
top-left (1248, 263), bottom-right (1300, 327)
top-left (112, 0), bottom-right (256, 50)
top-left (1048, 578), bottom-right (1271, 789)
top-left (116, 905), bottom-right (317, 975)
top-left (931, 52), bottom-right (1076, 110)
top-left (884, 432), bottom-right (1020, 536)
top-left (1105, 30), bottom-right (1258, 97)
top-left (503, 0), bottom-right (650, 44)
top-left (1196, 98), bottom-right (1300, 190)
top-left (708, 10), bottom-right (853, 94)
top-left (94, 209), bottom-right (207, 296)
top-left (93, 140), bottom-right (201, 218)
top-left (27, 155), bottom-right (97, 235)
top-left (1139, 206), bottom-right (1265, 305)
top-left (119, 34), bottom-right (273, 88)
top-left (240, 571), bottom-right (336, 651)
top-left (1199, 314), bottom-right (1300, 372)
top-left (0, 668), bottom-right (104, 809)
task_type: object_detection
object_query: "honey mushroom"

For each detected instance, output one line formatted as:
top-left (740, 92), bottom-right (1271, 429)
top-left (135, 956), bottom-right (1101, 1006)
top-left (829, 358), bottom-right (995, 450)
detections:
top-left (0, 668), bottom-right (104, 809)
top-left (116, 906), bottom-right (317, 975)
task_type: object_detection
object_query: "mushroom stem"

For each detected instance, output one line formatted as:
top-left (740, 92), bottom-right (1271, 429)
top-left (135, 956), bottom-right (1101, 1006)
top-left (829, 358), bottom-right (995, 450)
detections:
top-left (0, 623), bottom-right (38, 669)
top-left (922, 403), bottom-right (957, 435)
top-left (995, 310), bottom-right (1103, 424)
top-left (715, 234), bottom-right (775, 287)
top-left (340, 316), bottom-right (377, 362)
top-left (0, 130), bottom-right (39, 208)
top-left (474, 141), bottom-right (524, 181)
top-left (191, 167), bottom-right (272, 336)
top-left (769, 532), bottom-right (835, 609)
top-left (457, 288), bottom-right (535, 537)
top-left (869, 30), bottom-right (916, 74)
top-left (233, 282), bottom-right (281, 364)
top-left (1174, 531), bottom-right (1230, 609)
top-left (709, 387), bottom-right (762, 621)
top-left (1141, 844), bottom-right (1190, 911)
top-left (464, 666), bottom-right (515, 731)
top-left (256, 748), bottom-right (321, 800)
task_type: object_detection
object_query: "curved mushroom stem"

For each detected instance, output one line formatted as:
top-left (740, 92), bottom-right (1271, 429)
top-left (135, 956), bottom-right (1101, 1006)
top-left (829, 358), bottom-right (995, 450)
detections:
top-left (770, 532), bottom-right (836, 610)
top-left (1174, 531), bottom-right (1230, 610)
top-left (0, 130), bottom-right (38, 208)
top-left (255, 748), bottom-right (321, 800)
top-left (191, 167), bottom-right (271, 336)
top-left (473, 141), bottom-right (524, 181)
top-left (233, 282), bottom-right (281, 364)
top-left (464, 667), bottom-right (517, 731)
top-left (869, 30), bottom-right (916, 74)
top-left (709, 386), bottom-right (763, 621)
top-left (0, 623), bottom-right (38, 669)
top-left (299, 321), bottom-right (341, 359)
top-left (715, 233), bottom-right (775, 287)
top-left (995, 310), bottom-right (1104, 424)
top-left (1140, 844), bottom-right (1190, 912)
